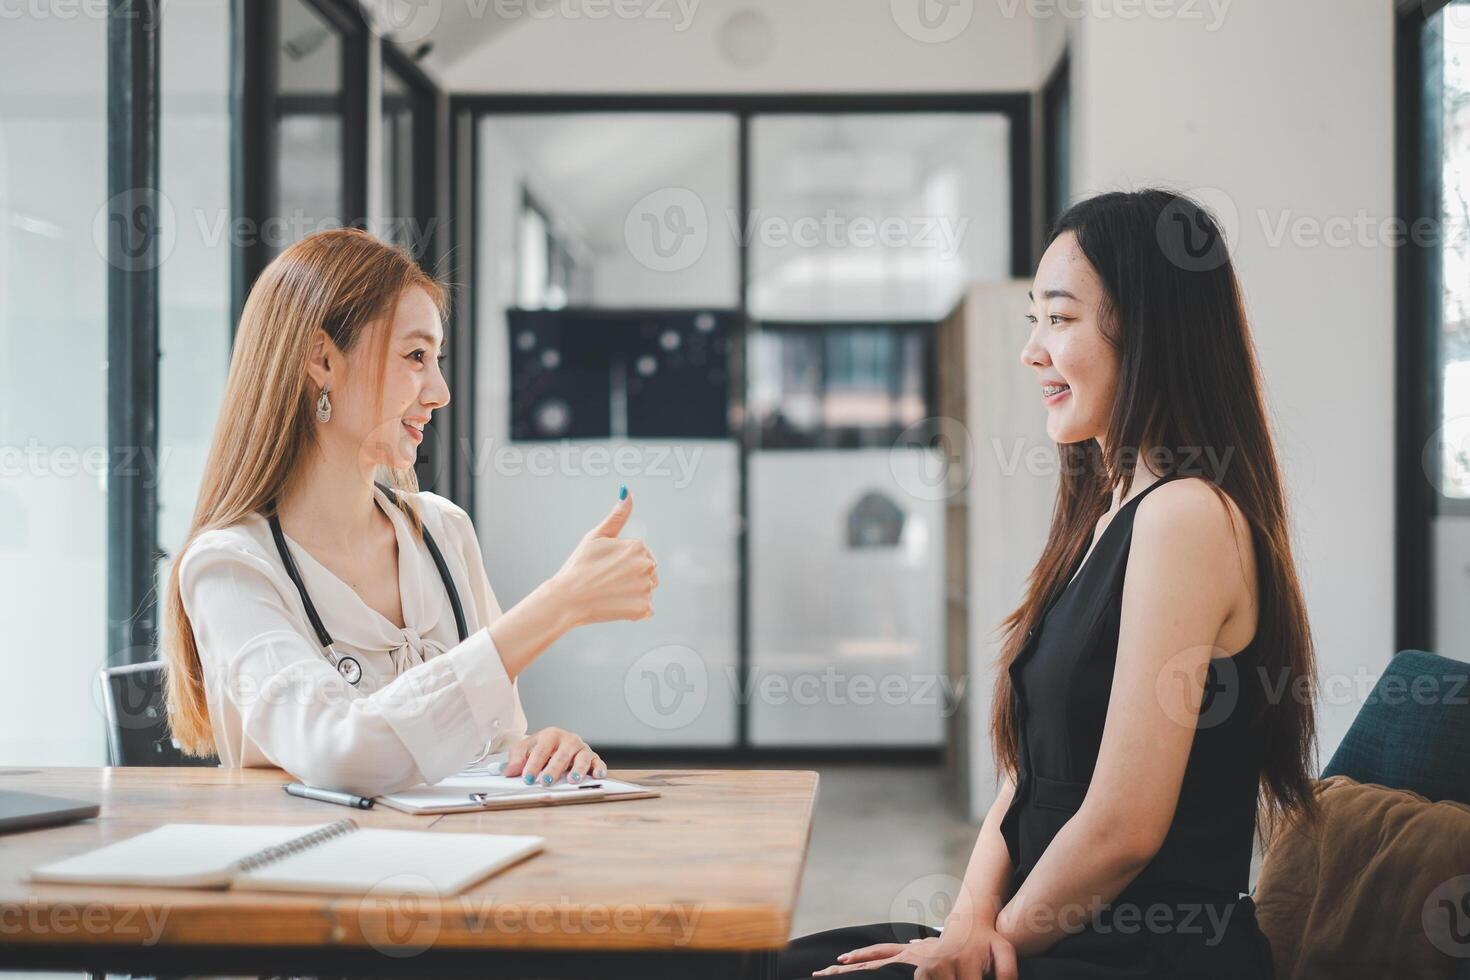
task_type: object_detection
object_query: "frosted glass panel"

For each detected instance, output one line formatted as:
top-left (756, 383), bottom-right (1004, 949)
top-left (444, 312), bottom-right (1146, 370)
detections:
top-left (749, 450), bottom-right (945, 746)
top-left (481, 441), bottom-right (739, 746)
top-left (0, 13), bottom-right (109, 764)
top-left (748, 113), bottom-right (1011, 321)
top-left (159, 0), bottom-right (232, 564)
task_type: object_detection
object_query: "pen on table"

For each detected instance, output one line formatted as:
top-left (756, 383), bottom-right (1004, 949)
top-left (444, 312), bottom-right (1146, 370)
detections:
top-left (283, 782), bottom-right (374, 809)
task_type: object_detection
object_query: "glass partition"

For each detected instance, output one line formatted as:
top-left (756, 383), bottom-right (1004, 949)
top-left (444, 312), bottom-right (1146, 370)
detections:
top-left (0, 12), bottom-right (110, 764)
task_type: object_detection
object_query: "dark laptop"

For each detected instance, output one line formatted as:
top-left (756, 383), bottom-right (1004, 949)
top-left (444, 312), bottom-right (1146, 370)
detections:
top-left (0, 790), bottom-right (100, 834)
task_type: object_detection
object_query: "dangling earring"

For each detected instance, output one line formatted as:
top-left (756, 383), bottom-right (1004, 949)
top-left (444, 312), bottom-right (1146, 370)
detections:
top-left (316, 384), bottom-right (332, 423)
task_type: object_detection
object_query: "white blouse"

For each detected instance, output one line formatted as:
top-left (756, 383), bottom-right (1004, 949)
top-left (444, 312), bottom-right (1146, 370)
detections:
top-left (177, 484), bottom-right (528, 797)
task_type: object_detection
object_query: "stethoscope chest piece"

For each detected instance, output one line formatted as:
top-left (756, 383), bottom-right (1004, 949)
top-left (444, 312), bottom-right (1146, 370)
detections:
top-left (266, 484), bottom-right (468, 690)
top-left (332, 650), bottom-right (363, 686)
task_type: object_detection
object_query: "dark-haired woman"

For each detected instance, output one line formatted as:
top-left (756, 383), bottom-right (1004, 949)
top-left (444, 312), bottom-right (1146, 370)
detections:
top-left (780, 190), bottom-right (1320, 980)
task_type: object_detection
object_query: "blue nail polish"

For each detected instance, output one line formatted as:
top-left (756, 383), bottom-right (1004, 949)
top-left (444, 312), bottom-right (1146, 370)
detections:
top-left (570, 772), bottom-right (583, 783)
top-left (619, 484), bottom-right (627, 500)
top-left (541, 773), bottom-right (553, 785)
top-left (524, 773), bottom-right (536, 785)
top-left (595, 768), bottom-right (607, 779)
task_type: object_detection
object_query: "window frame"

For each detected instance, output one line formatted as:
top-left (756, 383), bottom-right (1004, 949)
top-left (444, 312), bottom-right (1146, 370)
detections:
top-left (451, 93), bottom-right (1033, 752)
top-left (1396, 0), bottom-right (1470, 657)
top-left (231, 0), bottom-right (371, 325)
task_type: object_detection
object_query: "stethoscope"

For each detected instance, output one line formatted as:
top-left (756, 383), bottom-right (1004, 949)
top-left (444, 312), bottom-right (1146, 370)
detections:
top-left (267, 482), bottom-right (468, 686)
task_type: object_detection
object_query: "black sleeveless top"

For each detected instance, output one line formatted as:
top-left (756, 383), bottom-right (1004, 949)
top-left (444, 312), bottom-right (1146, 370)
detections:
top-left (999, 472), bottom-right (1265, 899)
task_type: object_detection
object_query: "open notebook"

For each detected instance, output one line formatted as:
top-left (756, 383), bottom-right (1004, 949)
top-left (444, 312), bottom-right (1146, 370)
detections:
top-left (26, 819), bottom-right (542, 895)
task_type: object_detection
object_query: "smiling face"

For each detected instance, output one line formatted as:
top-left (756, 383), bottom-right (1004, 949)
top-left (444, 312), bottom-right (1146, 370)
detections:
top-left (1021, 232), bottom-right (1121, 446)
top-left (308, 284), bottom-right (450, 471)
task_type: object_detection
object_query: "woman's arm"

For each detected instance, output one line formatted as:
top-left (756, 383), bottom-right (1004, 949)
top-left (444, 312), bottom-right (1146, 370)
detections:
top-left (472, 491), bottom-right (656, 682)
top-left (180, 536), bottom-right (521, 798)
top-left (948, 772), bottom-right (1018, 931)
top-left (995, 479), bottom-right (1251, 956)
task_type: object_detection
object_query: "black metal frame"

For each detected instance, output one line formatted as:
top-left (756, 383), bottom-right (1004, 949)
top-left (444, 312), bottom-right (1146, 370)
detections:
top-left (107, 0), bottom-right (162, 674)
top-left (304, 0), bottom-right (370, 229)
top-left (448, 104), bottom-right (480, 506)
top-left (382, 39), bottom-right (440, 263)
top-left (230, 0), bottom-right (371, 325)
top-left (452, 92), bottom-right (1034, 279)
top-left (452, 93), bottom-right (1033, 752)
top-left (381, 41), bottom-right (451, 494)
top-left (1041, 51), bottom-right (1071, 239)
top-left (1396, 0), bottom-right (1467, 654)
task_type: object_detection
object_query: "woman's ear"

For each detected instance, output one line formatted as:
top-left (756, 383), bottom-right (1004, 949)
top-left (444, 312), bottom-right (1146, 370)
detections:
top-left (304, 329), bottom-right (335, 390)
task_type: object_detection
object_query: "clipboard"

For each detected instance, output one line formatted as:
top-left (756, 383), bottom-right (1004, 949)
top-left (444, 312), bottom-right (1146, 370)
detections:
top-left (373, 773), bottom-right (660, 815)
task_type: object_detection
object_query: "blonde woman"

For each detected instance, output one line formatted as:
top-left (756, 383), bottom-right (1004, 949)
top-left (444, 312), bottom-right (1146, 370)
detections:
top-left (162, 228), bottom-right (657, 797)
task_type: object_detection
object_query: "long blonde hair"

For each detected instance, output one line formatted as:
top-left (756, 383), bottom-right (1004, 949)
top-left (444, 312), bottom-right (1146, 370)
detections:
top-left (163, 228), bottom-right (448, 757)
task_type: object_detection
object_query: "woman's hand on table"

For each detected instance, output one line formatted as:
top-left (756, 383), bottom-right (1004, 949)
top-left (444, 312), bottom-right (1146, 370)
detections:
top-left (502, 727), bottom-right (606, 786)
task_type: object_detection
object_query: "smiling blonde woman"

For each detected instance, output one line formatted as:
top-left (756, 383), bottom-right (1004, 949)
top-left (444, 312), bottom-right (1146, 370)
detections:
top-left (162, 228), bottom-right (658, 797)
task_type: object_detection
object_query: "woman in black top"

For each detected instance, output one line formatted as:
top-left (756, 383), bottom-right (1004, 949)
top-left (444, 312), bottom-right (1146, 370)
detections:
top-left (781, 190), bottom-right (1322, 980)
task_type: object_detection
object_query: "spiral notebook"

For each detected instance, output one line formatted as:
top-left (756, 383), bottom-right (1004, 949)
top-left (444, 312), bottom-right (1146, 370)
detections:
top-left (26, 819), bottom-right (543, 895)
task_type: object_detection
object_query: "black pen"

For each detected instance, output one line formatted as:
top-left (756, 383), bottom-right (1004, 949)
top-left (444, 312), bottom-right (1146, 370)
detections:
top-left (284, 782), bottom-right (374, 809)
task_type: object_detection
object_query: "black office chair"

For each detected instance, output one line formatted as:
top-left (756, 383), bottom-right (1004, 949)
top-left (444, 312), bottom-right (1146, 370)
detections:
top-left (98, 660), bottom-right (218, 767)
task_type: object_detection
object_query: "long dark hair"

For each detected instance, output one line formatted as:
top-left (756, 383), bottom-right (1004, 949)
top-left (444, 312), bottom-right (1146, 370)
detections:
top-left (990, 189), bottom-right (1321, 842)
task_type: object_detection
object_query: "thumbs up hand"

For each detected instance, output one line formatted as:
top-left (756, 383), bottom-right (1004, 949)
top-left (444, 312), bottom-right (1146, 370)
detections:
top-left (550, 486), bottom-right (658, 627)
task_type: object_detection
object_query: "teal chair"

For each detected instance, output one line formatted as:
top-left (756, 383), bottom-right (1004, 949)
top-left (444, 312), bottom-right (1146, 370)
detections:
top-left (1321, 649), bottom-right (1470, 806)
top-left (1319, 649), bottom-right (1470, 979)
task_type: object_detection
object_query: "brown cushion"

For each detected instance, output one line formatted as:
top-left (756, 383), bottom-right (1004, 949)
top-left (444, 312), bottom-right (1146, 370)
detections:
top-left (1254, 775), bottom-right (1470, 979)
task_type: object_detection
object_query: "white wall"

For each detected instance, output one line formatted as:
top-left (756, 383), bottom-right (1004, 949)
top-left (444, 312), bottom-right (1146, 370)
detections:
top-left (430, 0), bottom-right (1044, 93)
top-left (1069, 0), bottom-right (1396, 776)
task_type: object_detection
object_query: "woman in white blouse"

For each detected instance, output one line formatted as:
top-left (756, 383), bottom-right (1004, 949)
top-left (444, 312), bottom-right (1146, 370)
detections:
top-left (161, 228), bottom-right (657, 797)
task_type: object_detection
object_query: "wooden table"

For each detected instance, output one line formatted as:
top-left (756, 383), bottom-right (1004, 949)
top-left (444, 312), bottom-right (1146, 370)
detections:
top-left (0, 765), bottom-right (819, 978)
